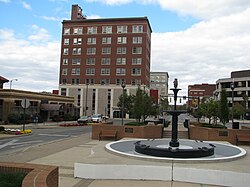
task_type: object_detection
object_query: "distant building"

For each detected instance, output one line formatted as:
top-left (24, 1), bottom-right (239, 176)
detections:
top-left (150, 72), bottom-right (169, 102)
top-left (59, 4), bottom-right (152, 118)
top-left (0, 76), bottom-right (8, 89)
top-left (216, 69), bottom-right (250, 113)
top-left (188, 83), bottom-right (216, 111)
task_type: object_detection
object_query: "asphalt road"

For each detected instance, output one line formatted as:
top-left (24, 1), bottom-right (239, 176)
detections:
top-left (0, 125), bottom-right (91, 156)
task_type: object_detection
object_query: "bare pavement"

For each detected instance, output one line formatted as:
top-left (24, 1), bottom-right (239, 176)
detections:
top-left (0, 122), bottom-right (249, 187)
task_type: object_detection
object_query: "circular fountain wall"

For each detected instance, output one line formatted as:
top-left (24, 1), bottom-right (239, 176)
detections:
top-left (106, 139), bottom-right (246, 162)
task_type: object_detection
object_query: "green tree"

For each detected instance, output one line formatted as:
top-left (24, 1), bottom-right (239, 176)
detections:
top-left (117, 91), bottom-right (133, 116)
top-left (219, 88), bottom-right (229, 126)
top-left (199, 99), bottom-right (219, 124)
top-left (233, 102), bottom-right (245, 119)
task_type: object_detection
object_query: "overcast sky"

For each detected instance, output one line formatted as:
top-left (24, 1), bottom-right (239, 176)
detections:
top-left (1, 0), bottom-right (250, 95)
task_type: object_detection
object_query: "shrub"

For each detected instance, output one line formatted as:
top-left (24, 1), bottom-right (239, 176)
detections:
top-left (0, 172), bottom-right (26, 187)
top-left (0, 126), bottom-right (5, 131)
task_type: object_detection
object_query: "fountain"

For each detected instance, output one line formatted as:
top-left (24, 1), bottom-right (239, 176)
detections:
top-left (106, 78), bottom-right (246, 162)
top-left (134, 78), bottom-right (215, 158)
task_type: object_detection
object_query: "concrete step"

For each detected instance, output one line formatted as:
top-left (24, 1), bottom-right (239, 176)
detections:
top-left (162, 130), bottom-right (189, 139)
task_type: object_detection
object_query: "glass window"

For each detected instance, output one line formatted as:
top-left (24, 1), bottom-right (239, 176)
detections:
top-left (116, 68), bottom-right (126, 75)
top-left (72, 68), bottom-right (80, 75)
top-left (116, 58), bottom-right (126, 65)
top-left (133, 37), bottom-right (142, 44)
top-left (102, 26), bottom-right (112, 34)
top-left (63, 59), bottom-right (68, 65)
top-left (101, 68), bottom-right (110, 75)
top-left (72, 58), bottom-right (81, 65)
top-left (101, 79), bottom-right (110, 85)
top-left (73, 27), bottom-right (83, 35)
top-left (102, 47), bottom-right (111, 54)
top-left (73, 38), bottom-right (82, 45)
top-left (87, 38), bottom-right (96, 44)
top-left (132, 25), bottom-right (143, 33)
top-left (117, 47), bottom-right (126, 54)
top-left (132, 47), bottom-right (142, 54)
top-left (64, 28), bottom-right (70, 35)
top-left (86, 68), bottom-right (95, 75)
top-left (86, 58), bottom-right (95, 65)
top-left (63, 48), bottom-right (68, 55)
top-left (132, 58), bottom-right (142, 65)
top-left (102, 37), bottom-right (112, 44)
top-left (132, 68), bottom-right (141, 75)
top-left (87, 48), bottom-right (96, 55)
top-left (101, 58), bottom-right (111, 65)
top-left (117, 26), bottom-right (127, 33)
top-left (87, 27), bottom-right (97, 34)
top-left (62, 68), bottom-right (67, 75)
top-left (117, 37), bottom-right (127, 44)
top-left (64, 38), bottom-right (69, 45)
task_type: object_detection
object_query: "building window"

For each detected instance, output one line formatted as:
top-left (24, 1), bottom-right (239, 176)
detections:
top-left (64, 28), bottom-right (70, 35)
top-left (133, 37), bottom-right (142, 44)
top-left (62, 78), bottom-right (67, 84)
top-left (101, 68), bottom-right (110, 75)
top-left (72, 68), bottom-right (80, 75)
top-left (132, 47), bottom-right (142, 54)
top-left (116, 58), bottom-right (126, 65)
top-left (63, 48), bottom-right (68, 55)
top-left (132, 68), bottom-right (141, 75)
top-left (72, 79), bottom-right (80, 84)
top-left (86, 68), bottom-right (95, 75)
top-left (63, 59), bottom-right (68, 65)
top-left (102, 47), bottom-right (111, 54)
top-left (72, 58), bottom-right (81, 65)
top-left (62, 68), bottom-right (67, 75)
top-left (64, 38), bottom-right (69, 45)
top-left (132, 25), bottom-right (143, 33)
top-left (87, 27), bottom-right (97, 34)
top-left (73, 27), bottom-right (83, 35)
top-left (87, 48), bottom-right (96, 55)
top-left (73, 38), bottom-right (82, 45)
top-left (102, 26), bottom-right (112, 34)
top-left (117, 47), bottom-right (126, 54)
top-left (116, 68), bottom-right (126, 75)
top-left (117, 37), bottom-right (127, 44)
top-left (72, 48), bottom-right (81, 55)
top-left (101, 58), bottom-right (111, 65)
top-left (131, 79), bottom-right (141, 85)
top-left (116, 78), bottom-right (125, 85)
top-left (87, 37), bottom-right (96, 44)
top-left (86, 58), bottom-right (95, 65)
top-left (117, 25), bottom-right (127, 33)
top-left (102, 37), bottom-right (112, 44)
top-left (61, 88), bottom-right (67, 96)
top-left (86, 78), bottom-right (94, 84)
top-left (132, 58), bottom-right (142, 65)
top-left (101, 79), bottom-right (110, 85)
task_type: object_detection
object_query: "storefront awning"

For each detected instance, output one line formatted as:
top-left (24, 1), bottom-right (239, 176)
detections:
top-left (40, 104), bottom-right (62, 111)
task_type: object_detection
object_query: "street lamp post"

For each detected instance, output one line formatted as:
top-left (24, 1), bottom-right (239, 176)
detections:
top-left (230, 82), bottom-right (235, 127)
top-left (121, 82), bottom-right (126, 125)
top-left (10, 79), bottom-right (18, 89)
top-left (84, 83), bottom-right (89, 116)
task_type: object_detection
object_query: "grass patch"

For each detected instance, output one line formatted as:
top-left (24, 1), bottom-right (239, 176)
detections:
top-left (125, 122), bottom-right (145, 126)
top-left (201, 123), bottom-right (227, 129)
top-left (0, 172), bottom-right (27, 187)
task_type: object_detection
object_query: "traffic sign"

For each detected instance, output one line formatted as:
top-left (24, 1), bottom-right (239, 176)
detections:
top-left (21, 98), bottom-right (30, 109)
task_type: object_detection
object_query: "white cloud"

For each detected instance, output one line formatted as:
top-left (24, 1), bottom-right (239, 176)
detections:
top-left (0, 0), bottom-right (10, 3)
top-left (151, 7), bottom-right (250, 94)
top-left (87, 14), bottom-right (102, 19)
top-left (40, 16), bottom-right (62, 21)
top-left (0, 28), bottom-right (60, 92)
top-left (21, 1), bottom-right (32, 10)
top-left (28, 25), bottom-right (51, 42)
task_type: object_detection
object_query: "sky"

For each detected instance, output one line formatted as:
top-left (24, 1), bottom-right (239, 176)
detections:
top-left (1, 0), bottom-right (250, 96)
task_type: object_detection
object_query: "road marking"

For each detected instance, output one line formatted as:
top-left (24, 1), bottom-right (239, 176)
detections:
top-left (38, 133), bottom-right (70, 137)
top-left (0, 139), bottom-right (18, 150)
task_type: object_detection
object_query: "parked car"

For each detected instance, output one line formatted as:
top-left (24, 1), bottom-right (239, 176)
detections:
top-left (91, 114), bottom-right (102, 123)
top-left (77, 116), bottom-right (91, 124)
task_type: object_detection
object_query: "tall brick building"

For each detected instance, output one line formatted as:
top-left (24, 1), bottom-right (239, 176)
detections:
top-left (59, 5), bottom-right (152, 118)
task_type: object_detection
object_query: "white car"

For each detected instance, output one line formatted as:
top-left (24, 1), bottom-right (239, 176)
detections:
top-left (91, 114), bottom-right (102, 123)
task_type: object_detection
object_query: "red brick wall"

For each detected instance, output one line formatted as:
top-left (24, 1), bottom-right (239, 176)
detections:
top-left (0, 162), bottom-right (58, 187)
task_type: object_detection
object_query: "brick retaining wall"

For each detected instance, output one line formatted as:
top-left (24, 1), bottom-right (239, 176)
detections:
top-left (0, 162), bottom-right (58, 187)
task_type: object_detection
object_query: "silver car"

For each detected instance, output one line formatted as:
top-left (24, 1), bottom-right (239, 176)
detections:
top-left (91, 114), bottom-right (102, 123)
top-left (77, 116), bottom-right (91, 124)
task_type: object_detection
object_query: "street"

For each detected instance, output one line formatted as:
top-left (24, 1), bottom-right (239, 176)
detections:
top-left (0, 125), bottom-right (91, 156)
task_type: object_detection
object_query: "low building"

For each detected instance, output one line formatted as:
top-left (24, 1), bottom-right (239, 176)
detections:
top-left (188, 83), bottom-right (216, 111)
top-left (216, 70), bottom-right (250, 118)
top-left (0, 89), bottom-right (76, 123)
